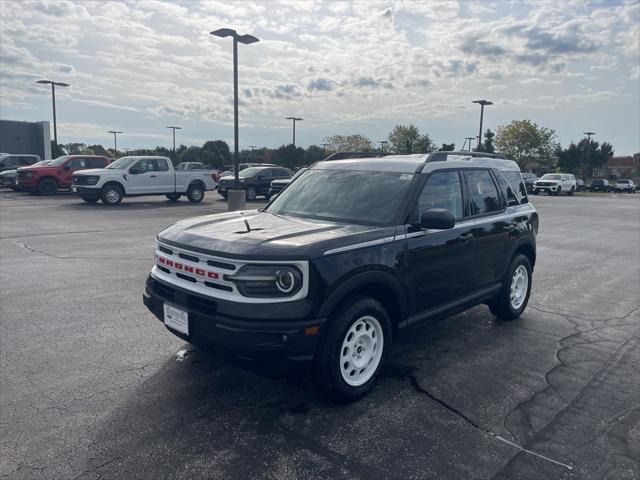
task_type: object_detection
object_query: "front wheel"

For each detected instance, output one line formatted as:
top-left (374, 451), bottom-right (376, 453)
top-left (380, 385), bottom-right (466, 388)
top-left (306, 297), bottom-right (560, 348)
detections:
top-left (555, 187), bottom-right (562, 196)
top-left (81, 195), bottom-right (98, 204)
top-left (187, 184), bottom-right (204, 203)
top-left (101, 184), bottom-right (123, 206)
top-left (166, 193), bottom-right (181, 201)
top-left (533, 190), bottom-right (539, 195)
top-left (488, 254), bottom-right (532, 321)
top-left (245, 186), bottom-right (257, 201)
top-left (315, 296), bottom-right (391, 402)
top-left (38, 178), bottom-right (58, 196)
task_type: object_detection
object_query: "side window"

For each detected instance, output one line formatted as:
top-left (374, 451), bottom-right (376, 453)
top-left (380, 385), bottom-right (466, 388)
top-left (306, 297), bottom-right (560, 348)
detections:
top-left (176, 163), bottom-right (184, 170)
top-left (5, 157), bottom-right (19, 167)
top-left (20, 158), bottom-right (30, 166)
top-left (87, 158), bottom-right (104, 168)
top-left (464, 170), bottom-right (502, 215)
top-left (496, 171), bottom-right (528, 205)
top-left (67, 158), bottom-right (87, 170)
top-left (260, 169), bottom-right (273, 179)
top-left (133, 159), bottom-right (153, 172)
top-left (155, 159), bottom-right (169, 172)
top-left (416, 171), bottom-right (464, 220)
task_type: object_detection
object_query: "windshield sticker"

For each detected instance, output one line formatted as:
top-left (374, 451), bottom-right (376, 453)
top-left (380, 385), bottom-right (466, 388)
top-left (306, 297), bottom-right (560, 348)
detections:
top-left (399, 174), bottom-right (413, 181)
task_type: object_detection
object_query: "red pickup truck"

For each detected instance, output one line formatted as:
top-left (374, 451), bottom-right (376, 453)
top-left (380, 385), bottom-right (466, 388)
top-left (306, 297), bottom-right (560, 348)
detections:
top-left (18, 155), bottom-right (110, 195)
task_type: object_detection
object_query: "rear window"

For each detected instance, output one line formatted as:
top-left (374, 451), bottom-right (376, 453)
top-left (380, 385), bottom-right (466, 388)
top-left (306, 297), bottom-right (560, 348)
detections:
top-left (496, 170), bottom-right (528, 205)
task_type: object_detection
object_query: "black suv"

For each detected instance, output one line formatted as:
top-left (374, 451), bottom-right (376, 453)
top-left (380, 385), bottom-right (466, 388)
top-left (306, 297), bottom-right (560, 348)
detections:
top-left (590, 179), bottom-right (610, 192)
top-left (144, 152), bottom-right (538, 401)
top-left (217, 166), bottom-right (292, 200)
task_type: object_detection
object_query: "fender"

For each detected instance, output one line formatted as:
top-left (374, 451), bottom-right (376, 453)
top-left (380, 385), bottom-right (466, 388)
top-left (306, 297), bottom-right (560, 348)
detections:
top-left (317, 269), bottom-right (408, 320)
top-left (102, 180), bottom-right (127, 195)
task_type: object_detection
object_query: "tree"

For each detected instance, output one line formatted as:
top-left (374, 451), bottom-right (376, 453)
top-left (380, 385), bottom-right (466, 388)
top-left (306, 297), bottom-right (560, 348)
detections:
top-left (388, 124), bottom-right (434, 154)
top-left (178, 146), bottom-right (203, 163)
top-left (64, 142), bottom-right (86, 154)
top-left (51, 141), bottom-right (65, 157)
top-left (304, 145), bottom-right (326, 164)
top-left (87, 144), bottom-right (107, 156)
top-left (323, 134), bottom-right (374, 152)
top-left (494, 120), bottom-right (558, 168)
top-left (271, 144), bottom-right (305, 169)
top-left (476, 129), bottom-right (495, 153)
top-left (441, 143), bottom-right (455, 151)
top-left (202, 140), bottom-right (231, 168)
top-left (558, 139), bottom-right (614, 177)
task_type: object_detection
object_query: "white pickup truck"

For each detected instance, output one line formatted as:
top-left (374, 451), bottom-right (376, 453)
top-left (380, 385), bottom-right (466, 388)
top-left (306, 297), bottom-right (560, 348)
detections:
top-left (71, 156), bottom-right (217, 205)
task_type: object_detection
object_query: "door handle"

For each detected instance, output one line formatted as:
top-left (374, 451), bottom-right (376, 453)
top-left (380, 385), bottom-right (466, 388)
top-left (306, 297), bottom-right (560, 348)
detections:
top-left (150, 175), bottom-right (157, 178)
top-left (457, 232), bottom-right (473, 244)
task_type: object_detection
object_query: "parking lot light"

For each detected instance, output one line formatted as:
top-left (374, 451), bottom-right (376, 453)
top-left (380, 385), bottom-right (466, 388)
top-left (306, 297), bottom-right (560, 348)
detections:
top-left (472, 100), bottom-right (493, 149)
top-left (107, 130), bottom-right (123, 159)
top-left (285, 117), bottom-right (303, 147)
top-left (166, 126), bottom-right (181, 163)
top-left (36, 80), bottom-right (69, 145)
top-left (583, 131), bottom-right (595, 184)
top-left (210, 28), bottom-right (259, 203)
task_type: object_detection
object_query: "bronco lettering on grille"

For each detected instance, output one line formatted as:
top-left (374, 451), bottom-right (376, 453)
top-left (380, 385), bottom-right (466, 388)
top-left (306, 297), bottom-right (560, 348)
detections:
top-left (158, 256), bottom-right (219, 279)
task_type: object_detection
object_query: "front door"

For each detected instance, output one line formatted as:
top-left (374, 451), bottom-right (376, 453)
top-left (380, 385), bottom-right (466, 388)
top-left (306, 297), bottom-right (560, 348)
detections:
top-left (128, 158), bottom-right (174, 194)
top-left (405, 170), bottom-right (477, 313)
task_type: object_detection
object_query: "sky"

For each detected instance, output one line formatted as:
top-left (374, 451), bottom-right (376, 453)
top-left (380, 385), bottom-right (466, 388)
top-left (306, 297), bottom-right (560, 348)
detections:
top-left (0, 0), bottom-right (639, 154)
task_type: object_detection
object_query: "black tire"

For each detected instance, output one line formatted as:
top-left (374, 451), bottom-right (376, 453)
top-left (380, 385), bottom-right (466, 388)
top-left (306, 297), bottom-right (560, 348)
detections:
top-left (10, 186), bottom-right (19, 191)
top-left (568, 187), bottom-right (575, 196)
top-left (81, 195), bottom-right (98, 204)
top-left (315, 295), bottom-right (392, 402)
top-left (166, 193), bottom-right (181, 201)
top-left (187, 184), bottom-right (204, 203)
top-left (37, 178), bottom-right (58, 196)
top-left (100, 184), bottom-right (123, 206)
top-left (245, 186), bottom-right (257, 201)
top-left (488, 254), bottom-right (532, 321)
top-left (220, 193), bottom-right (228, 200)
top-left (555, 187), bottom-right (561, 196)
top-left (533, 190), bottom-right (539, 195)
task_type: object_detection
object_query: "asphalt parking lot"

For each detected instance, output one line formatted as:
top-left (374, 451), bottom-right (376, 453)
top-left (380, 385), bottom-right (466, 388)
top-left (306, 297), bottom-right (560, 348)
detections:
top-left (1, 190), bottom-right (639, 480)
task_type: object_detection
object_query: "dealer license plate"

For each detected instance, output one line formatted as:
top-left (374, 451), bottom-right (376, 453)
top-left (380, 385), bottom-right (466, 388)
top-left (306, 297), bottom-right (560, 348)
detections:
top-left (164, 303), bottom-right (189, 335)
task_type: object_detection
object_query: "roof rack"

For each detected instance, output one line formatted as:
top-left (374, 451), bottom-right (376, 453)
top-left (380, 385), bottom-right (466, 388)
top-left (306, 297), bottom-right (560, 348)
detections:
top-left (426, 151), bottom-right (506, 162)
top-left (324, 152), bottom-right (385, 161)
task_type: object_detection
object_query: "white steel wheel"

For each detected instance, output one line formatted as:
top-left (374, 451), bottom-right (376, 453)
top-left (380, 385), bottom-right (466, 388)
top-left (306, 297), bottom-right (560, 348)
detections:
top-left (339, 315), bottom-right (384, 387)
top-left (509, 265), bottom-right (529, 310)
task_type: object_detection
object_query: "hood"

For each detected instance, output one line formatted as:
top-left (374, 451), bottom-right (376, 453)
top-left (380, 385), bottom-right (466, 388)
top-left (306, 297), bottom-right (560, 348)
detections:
top-left (19, 165), bottom-right (56, 172)
top-left (0, 169), bottom-right (17, 176)
top-left (271, 179), bottom-right (291, 185)
top-left (158, 210), bottom-right (394, 260)
top-left (73, 168), bottom-right (112, 175)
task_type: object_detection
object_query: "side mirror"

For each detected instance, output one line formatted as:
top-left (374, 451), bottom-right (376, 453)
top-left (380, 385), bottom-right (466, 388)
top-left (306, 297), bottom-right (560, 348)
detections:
top-left (129, 167), bottom-right (142, 174)
top-left (419, 208), bottom-right (455, 230)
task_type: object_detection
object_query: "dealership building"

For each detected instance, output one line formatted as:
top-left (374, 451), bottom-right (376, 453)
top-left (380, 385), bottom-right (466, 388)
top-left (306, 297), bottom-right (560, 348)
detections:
top-left (0, 119), bottom-right (52, 160)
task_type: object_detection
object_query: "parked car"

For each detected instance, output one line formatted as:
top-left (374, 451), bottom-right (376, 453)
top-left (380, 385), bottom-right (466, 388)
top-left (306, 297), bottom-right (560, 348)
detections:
top-left (576, 179), bottom-right (587, 192)
top-left (521, 173), bottom-right (538, 193)
top-left (589, 179), bottom-right (610, 193)
top-left (217, 166), bottom-right (293, 200)
top-left (17, 155), bottom-right (110, 195)
top-left (613, 179), bottom-right (636, 193)
top-left (71, 156), bottom-right (217, 205)
top-left (176, 162), bottom-right (206, 170)
top-left (532, 173), bottom-right (577, 196)
top-left (144, 151), bottom-right (538, 401)
top-left (0, 160), bottom-right (51, 190)
top-left (268, 168), bottom-right (307, 199)
top-left (0, 154), bottom-right (41, 173)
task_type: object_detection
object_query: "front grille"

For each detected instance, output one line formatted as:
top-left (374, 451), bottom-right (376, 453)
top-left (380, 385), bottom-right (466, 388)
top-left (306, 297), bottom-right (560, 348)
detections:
top-left (537, 182), bottom-right (555, 186)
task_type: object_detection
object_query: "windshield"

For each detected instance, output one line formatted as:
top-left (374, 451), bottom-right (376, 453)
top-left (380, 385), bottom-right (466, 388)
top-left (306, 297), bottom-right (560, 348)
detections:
top-left (238, 167), bottom-right (265, 178)
top-left (107, 157), bottom-right (137, 169)
top-left (267, 169), bottom-right (413, 226)
top-left (47, 156), bottom-right (70, 166)
top-left (541, 174), bottom-right (561, 180)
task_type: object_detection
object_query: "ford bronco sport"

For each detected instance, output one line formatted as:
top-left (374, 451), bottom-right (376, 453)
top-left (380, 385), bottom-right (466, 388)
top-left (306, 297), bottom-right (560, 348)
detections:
top-left (143, 152), bottom-right (538, 401)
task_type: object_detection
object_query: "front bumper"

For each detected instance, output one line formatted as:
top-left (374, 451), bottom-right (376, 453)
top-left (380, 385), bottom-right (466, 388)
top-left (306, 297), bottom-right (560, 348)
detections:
top-left (72, 186), bottom-right (100, 197)
top-left (143, 275), bottom-right (325, 377)
top-left (533, 184), bottom-right (558, 192)
top-left (0, 176), bottom-right (17, 187)
top-left (17, 177), bottom-right (38, 189)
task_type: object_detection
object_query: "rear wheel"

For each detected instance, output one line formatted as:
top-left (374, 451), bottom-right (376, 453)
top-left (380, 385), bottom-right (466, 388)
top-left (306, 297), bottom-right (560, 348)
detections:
top-left (38, 178), bottom-right (58, 196)
top-left (187, 184), bottom-right (204, 203)
top-left (101, 184), bottom-right (123, 206)
top-left (315, 296), bottom-right (391, 402)
top-left (568, 187), bottom-right (575, 196)
top-left (489, 254), bottom-right (532, 321)
top-left (533, 190), bottom-right (539, 195)
top-left (166, 193), bottom-right (181, 201)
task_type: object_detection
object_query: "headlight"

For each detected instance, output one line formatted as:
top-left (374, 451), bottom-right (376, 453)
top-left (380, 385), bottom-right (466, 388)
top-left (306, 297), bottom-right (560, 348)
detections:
top-left (86, 176), bottom-right (100, 185)
top-left (225, 265), bottom-right (302, 298)
top-left (24, 172), bottom-right (35, 179)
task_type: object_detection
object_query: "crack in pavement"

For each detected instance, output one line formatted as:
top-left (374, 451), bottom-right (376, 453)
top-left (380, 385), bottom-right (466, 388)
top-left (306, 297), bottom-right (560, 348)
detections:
top-left (1, 225), bottom-right (159, 240)
top-left (14, 240), bottom-right (151, 261)
top-left (406, 374), bottom-right (574, 471)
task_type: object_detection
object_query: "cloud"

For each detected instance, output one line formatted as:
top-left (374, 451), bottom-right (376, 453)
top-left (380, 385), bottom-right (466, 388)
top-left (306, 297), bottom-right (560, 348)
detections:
top-left (308, 78), bottom-right (334, 91)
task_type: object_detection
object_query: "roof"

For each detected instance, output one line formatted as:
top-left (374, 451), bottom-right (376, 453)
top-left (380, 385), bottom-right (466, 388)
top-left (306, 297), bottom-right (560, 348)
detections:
top-left (313, 151), bottom-right (520, 174)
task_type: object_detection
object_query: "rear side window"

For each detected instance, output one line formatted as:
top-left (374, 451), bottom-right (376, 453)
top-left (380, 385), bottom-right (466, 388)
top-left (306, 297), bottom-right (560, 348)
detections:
top-left (87, 158), bottom-right (107, 168)
top-left (155, 159), bottom-right (169, 171)
top-left (497, 170), bottom-right (528, 204)
top-left (417, 171), bottom-right (464, 220)
top-left (67, 158), bottom-right (87, 169)
top-left (464, 170), bottom-right (501, 215)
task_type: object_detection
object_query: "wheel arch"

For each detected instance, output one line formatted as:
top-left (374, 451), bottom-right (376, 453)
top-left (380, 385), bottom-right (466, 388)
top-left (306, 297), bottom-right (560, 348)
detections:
top-left (317, 271), bottom-right (408, 337)
top-left (38, 175), bottom-right (59, 186)
top-left (102, 180), bottom-right (125, 192)
top-left (514, 242), bottom-right (536, 271)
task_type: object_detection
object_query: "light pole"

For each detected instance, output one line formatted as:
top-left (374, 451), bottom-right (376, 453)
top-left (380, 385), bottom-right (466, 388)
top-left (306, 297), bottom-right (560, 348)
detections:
top-left (166, 126), bottom-right (181, 163)
top-left (211, 28), bottom-right (259, 210)
top-left (584, 131), bottom-right (595, 183)
top-left (285, 117), bottom-right (303, 147)
top-left (472, 99), bottom-right (492, 149)
top-left (36, 80), bottom-right (69, 145)
top-left (379, 141), bottom-right (388, 154)
top-left (107, 131), bottom-right (123, 158)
